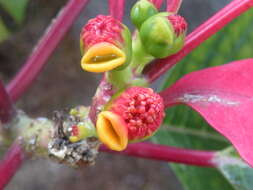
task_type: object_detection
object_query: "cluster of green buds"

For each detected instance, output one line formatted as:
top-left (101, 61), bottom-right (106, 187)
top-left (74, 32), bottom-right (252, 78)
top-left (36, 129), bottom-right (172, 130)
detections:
top-left (131, 0), bottom-right (187, 58)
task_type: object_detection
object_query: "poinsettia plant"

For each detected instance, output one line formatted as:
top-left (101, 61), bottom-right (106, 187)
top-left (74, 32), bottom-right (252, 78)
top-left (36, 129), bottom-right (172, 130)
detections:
top-left (1, 0), bottom-right (253, 189)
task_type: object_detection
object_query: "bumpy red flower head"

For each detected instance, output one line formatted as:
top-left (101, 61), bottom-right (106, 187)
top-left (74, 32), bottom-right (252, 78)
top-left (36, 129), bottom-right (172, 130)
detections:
top-left (96, 87), bottom-right (165, 151)
top-left (80, 15), bottom-right (132, 73)
top-left (168, 14), bottom-right (187, 37)
top-left (81, 15), bottom-right (123, 49)
top-left (110, 87), bottom-right (165, 140)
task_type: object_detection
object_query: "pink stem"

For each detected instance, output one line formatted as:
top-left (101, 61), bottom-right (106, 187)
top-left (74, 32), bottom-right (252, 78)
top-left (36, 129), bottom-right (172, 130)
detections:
top-left (0, 81), bottom-right (15, 123)
top-left (144, 0), bottom-right (253, 82)
top-left (150, 0), bottom-right (164, 9)
top-left (7, 0), bottom-right (90, 102)
top-left (166, 0), bottom-right (182, 13)
top-left (0, 143), bottom-right (25, 189)
top-left (100, 142), bottom-right (216, 167)
top-left (89, 77), bottom-right (113, 124)
top-left (108, 0), bottom-right (125, 21)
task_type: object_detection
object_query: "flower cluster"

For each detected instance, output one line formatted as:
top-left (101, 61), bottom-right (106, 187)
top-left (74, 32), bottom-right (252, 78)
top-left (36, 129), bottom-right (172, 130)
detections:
top-left (75, 0), bottom-right (187, 151)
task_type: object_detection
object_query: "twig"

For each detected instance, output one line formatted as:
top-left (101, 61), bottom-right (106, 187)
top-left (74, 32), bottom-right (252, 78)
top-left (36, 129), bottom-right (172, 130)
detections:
top-left (100, 142), bottom-right (216, 167)
top-left (0, 141), bottom-right (215, 189)
top-left (150, 0), bottom-right (164, 9)
top-left (7, 0), bottom-right (90, 102)
top-left (0, 143), bottom-right (25, 189)
top-left (0, 81), bottom-right (14, 124)
top-left (144, 0), bottom-right (253, 82)
top-left (108, 0), bottom-right (125, 21)
top-left (166, 0), bottom-right (182, 13)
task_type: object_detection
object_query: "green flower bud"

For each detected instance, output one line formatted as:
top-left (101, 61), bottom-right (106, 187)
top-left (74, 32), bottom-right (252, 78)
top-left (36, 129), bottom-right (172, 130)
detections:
top-left (130, 0), bottom-right (158, 29)
top-left (139, 13), bottom-right (187, 58)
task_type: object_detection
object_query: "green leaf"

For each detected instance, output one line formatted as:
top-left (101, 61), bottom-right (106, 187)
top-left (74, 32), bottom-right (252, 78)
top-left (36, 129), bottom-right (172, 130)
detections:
top-left (0, 17), bottom-right (10, 42)
top-left (215, 147), bottom-right (253, 190)
top-left (0, 0), bottom-right (29, 24)
top-left (152, 7), bottom-right (253, 190)
top-left (152, 125), bottom-right (233, 190)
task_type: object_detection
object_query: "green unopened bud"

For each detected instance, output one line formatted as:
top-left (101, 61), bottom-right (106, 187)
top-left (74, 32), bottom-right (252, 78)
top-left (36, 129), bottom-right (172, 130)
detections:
top-left (139, 13), bottom-right (175, 58)
top-left (167, 14), bottom-right (187, 54)
top-left (139, 13), bottom-right (187, 58)
top-left (130, 0), bottom-right (158, 29)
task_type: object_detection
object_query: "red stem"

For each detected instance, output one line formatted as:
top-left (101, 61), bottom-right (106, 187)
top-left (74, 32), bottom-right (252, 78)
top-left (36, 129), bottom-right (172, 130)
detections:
top-left (108, 0), bottom-right (125, 21)
top-left (0, 141), bottom-right (215, 189)
top-left (7, 0), bottom-right (90, 102)
top-left (100, 142), bottom-right (216, 167)
top-left (150, 0), bottom-right (164, 9)
top-left (0, 81), bottom-right (15, 123)
top-left (166, 0), bottom-right (182, 13)
top-left (0, 143), bottom-right (25, 189)
top-left (144, 0), bottom-right (253, 82)
top-left (89, 77), bottom-right (113, 124)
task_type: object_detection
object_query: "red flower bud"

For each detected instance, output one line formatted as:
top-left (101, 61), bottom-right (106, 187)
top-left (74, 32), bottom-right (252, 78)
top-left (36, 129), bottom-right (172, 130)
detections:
top-left (80, 15), bottom-right (132, 72)
top-left (96, 87), bottom-right (165, 151)
top-left (81, 15), bottom-right (122, 48)
top-left (168, 14), bottom-right (187, 37)
top-left (110, 87), bottom-right (165, 140)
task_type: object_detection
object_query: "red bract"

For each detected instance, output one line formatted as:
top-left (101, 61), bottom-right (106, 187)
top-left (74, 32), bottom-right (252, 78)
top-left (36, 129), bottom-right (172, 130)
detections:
top-left (159, 59), bottom-right (253, 166)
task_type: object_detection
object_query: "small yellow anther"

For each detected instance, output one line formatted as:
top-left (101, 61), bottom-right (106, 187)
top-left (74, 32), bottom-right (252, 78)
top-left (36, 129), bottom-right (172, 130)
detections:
top-left (68, 124), bottom-right (87, 143)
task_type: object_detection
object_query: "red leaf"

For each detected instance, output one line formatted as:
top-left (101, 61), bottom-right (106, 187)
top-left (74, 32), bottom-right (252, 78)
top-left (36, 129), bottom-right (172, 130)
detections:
top-left (159, 59), bottom-right (253, 166)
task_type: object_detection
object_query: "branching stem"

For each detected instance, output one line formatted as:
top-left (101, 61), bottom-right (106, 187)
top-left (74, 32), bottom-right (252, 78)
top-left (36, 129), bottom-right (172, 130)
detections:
top-left (150, 0), bottom-right (164, 9)
top-left (166, 0), bottom-right (182, 13)
top-left (7, 0), bottom-right (90, 102)
top-left (0, 142), bottom-right (25, 189)
top-left (0, 81), bottom-right (15, 124)
top-left (100, 142), bottom-right (216, 167)
top-left (144, 0), bottom-right (253, 82)
top-left (108, 0), bottom-right (125, 21)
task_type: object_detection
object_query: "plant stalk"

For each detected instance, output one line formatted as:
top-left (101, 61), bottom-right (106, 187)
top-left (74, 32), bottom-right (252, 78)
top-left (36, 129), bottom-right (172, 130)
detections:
top-left (7, 0), bottom-right (90, 102)
top-left (0, 141), bottom-right (215, 189)
top-left (0, 81), bottom-right (15, 124)
top-left (0, 142), bottom-right (25, 189)
top-left (150, 0), bottom-right (164, 9)
top-left (108, 0), bottom-right (125, 21)
top-left (100, 142), bottom-right (216, 167)
top-left (166, 0), bottom-right (182, 13)
top-left (144, 0), bottom-right (253, 82)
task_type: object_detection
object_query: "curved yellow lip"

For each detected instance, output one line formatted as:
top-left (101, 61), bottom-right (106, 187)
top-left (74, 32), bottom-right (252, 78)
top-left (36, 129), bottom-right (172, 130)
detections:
top-left (96, 111), bottom-right (128, 151)
top-left (81, 42), bottom-right (126, 73)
